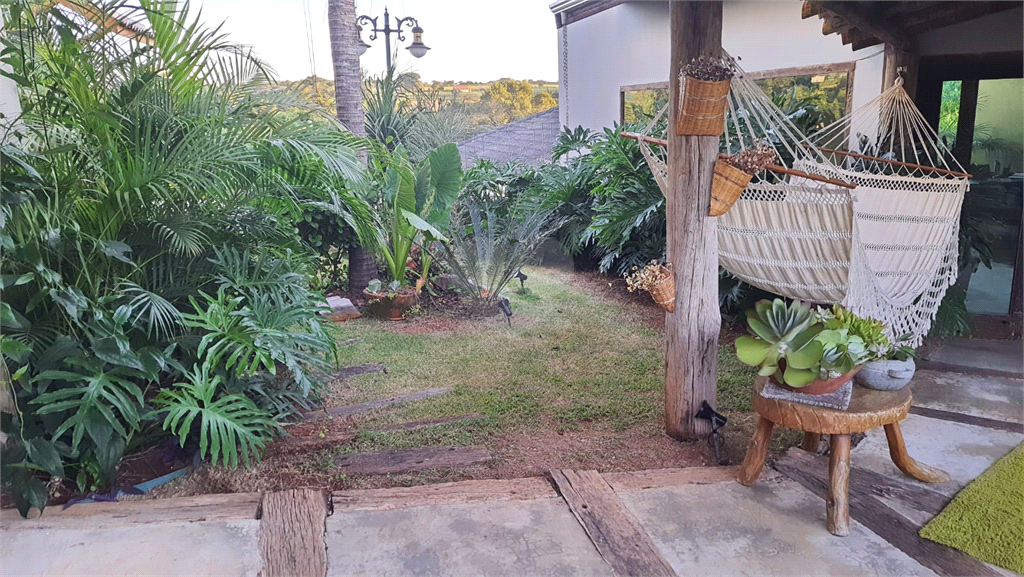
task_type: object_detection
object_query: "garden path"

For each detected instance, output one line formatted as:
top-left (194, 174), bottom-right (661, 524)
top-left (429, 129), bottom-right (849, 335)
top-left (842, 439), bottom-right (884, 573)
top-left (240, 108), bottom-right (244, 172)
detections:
top-left (2, 339), bottom-right (1019, 576)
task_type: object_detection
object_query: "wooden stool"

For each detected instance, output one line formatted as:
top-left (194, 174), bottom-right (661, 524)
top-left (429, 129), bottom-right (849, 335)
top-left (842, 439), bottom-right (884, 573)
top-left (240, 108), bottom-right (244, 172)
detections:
top-left (737, 378), bottom-right (948, 536)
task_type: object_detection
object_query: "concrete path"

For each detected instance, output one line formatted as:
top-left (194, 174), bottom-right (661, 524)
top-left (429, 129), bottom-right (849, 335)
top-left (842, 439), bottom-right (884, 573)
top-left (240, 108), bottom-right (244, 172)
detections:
top-left (922, 338), bottom-right (1023, 376)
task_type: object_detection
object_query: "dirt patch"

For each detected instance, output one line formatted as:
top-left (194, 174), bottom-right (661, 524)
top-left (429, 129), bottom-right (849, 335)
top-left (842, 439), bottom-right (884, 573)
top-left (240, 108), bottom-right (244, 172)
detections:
top-left (147, 421), bottom-right (714, 499)
top-left (493, 424), bottom-right (712, 478)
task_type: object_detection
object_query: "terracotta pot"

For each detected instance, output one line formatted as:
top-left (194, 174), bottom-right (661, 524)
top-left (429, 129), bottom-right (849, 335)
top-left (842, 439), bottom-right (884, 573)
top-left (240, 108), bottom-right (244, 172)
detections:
top-left (771, 363), bottom-right (862, 396)
top-left (362, 288), bottom-right (419, 321)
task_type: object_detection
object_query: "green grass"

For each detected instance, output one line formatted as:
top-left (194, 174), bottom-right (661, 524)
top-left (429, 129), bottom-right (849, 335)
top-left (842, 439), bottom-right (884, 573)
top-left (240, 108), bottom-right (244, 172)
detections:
top-left (321, 266), bottom-right (763, 461)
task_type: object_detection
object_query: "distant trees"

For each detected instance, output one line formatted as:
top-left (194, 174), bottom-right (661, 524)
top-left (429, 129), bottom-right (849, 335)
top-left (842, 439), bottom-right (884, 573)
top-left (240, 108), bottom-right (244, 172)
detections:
top-left (284, 74), bottom-right (558, 132)
top-left (482, 78), bottom-right (558, 124)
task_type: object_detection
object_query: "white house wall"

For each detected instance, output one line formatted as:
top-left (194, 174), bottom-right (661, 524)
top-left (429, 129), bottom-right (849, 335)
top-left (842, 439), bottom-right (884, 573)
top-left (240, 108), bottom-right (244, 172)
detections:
top-left (558, 1), bottom-right (888, 132)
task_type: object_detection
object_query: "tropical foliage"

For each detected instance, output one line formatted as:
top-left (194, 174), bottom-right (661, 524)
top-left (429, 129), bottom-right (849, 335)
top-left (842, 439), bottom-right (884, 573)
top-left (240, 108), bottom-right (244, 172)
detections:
top-left (358, 142), bottom-right (463, 293)
top-left (0, 0), bottom-right (371, 515)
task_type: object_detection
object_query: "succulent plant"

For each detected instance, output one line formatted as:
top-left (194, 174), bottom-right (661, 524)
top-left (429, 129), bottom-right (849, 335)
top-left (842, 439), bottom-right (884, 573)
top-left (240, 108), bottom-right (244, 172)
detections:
top-left (735, 299), bottom-right (825, 387)
top-left (817, 304), bottom-right (890, 360)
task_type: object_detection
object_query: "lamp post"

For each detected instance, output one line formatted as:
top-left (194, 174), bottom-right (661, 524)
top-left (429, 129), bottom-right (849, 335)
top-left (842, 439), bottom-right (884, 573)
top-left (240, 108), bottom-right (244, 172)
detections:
top-left (356, 7), bottom-right (429, 70)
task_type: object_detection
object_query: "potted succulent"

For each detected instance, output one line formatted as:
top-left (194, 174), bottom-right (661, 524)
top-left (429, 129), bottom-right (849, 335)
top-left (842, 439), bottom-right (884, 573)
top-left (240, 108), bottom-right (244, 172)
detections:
top-left (816, 305), bottom-right (917, 391)
top-left (735, 299), bottom-right (872, 395)
top-left (363, 144), bottom-right (462, 321)
top-left (625, 261), bottom-right (675, 312)
top-left (676, 55), bottom-right (735, 136)
top-left (711, 146), bottom-right (776, 216)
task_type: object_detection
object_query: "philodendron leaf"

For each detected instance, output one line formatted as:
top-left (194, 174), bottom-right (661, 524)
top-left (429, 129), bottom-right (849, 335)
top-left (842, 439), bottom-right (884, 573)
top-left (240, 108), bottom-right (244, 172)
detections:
top-left (25, 438), bottom-right (64, 478)
top-left (735, 336), bottom-right (773, 366)
top-left (787, 339), bottom-right (824, 370)
top-left (783, 364), bottom-right (820, 387)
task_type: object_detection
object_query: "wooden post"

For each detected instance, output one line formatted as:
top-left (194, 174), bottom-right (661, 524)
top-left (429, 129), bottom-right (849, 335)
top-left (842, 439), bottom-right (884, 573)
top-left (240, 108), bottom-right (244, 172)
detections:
top-left (882, 44), bottom-right (920, 99)
top-left (664, 1), bottom-right (722, 440)
top-left (952, 79), bottom-right (979, 169)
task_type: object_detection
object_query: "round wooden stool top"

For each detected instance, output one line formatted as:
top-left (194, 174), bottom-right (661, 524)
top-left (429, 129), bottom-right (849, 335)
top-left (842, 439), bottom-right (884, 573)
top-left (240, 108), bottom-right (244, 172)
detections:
top-left (752, 377), bottom-right (911, 435)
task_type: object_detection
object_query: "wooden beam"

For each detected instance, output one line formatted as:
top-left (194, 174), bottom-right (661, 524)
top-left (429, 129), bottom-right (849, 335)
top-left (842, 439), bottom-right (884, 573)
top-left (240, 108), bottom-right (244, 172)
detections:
top-left (952, 79), bottom-right (979, 169)
top-left (551, 469), bottom-right (675, 577)
top-left (742, 60), bottom-right (856, 81)
top-left (331, 445), bottom-right (491, 475)
top-left (822, 17), bottom-right (856, 36)
top-left (302, 387), bottom-right (452, 421)
top-left (601, 465), bottom-right (738, 491)
top-left (665, 1), bottom-right (722, 441)
top-left (903, 1), bottom-right (1022, 36)
top-left (851, 35), bottom-right (885, 52)
top-left (883, 44), bottom-right (920, 99)
top-left (813, 1), bottom-right (913, 51)
top-left (333, 477), bottom-right (556, 512)
top-left (0, 492), bottom-right (261, 529)
top-left (258, 489), bottom-right (330, 577)
top-left (801, 1), bottom-right (820, 19)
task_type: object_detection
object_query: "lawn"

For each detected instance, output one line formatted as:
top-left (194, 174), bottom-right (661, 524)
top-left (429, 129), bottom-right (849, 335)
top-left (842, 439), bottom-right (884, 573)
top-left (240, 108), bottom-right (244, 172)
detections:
top-left (154, 266), bottom-right (801, 496)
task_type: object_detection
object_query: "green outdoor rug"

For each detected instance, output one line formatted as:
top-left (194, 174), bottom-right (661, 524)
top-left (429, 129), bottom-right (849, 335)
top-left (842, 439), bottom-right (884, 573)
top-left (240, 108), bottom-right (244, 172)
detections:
top-left (920, 443), bottom-right (1024, 574)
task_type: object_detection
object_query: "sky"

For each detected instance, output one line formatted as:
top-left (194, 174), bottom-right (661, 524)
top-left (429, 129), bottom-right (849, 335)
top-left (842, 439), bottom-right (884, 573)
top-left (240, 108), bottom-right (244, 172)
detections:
top-left (193, 0), bottom-right (560, 83)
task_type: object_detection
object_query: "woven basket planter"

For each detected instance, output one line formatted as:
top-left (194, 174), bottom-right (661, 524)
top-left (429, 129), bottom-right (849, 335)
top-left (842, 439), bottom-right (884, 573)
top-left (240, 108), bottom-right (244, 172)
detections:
top-left (675, 77), bottom-right (731, 136)
top-left (710, 160), bottom-right (753, 216)
top-left (648, 266), bottom-right (675, 313)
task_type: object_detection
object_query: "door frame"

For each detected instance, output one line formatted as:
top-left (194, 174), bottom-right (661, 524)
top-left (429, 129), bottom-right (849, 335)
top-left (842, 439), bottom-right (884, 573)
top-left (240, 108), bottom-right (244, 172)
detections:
top-left (916, 51), bottom-right (1024, 337)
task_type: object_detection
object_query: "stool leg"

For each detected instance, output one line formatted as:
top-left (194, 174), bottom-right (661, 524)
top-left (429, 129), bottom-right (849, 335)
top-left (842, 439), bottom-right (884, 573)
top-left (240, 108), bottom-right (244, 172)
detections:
top-left (737, 417), bottom-right (774, 486)
top-left (884, 422), bottom-right (950, 483)
top-left (801, 432), bottom-right (821, 453)
top-left (826, 433), bottom-right (851, 536)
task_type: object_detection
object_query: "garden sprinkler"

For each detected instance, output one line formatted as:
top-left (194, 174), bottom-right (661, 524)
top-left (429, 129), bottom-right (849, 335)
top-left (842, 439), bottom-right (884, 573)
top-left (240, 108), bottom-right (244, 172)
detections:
top-left (514, 269), bottom-right (528, 290)
top-left (498, 297), bottom-right (513, 327)
top-left (696, 401), bottom-right (729, 465)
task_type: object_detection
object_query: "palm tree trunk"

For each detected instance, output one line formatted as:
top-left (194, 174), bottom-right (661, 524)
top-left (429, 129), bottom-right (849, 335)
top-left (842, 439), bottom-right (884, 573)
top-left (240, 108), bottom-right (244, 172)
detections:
top-left (328, 0), bottom-right (376, 295)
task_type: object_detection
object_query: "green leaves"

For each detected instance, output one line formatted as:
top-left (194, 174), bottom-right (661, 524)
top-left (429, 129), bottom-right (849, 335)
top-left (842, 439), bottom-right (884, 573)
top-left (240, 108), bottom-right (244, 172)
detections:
top-left (422, 143), bottom-right (463, 230)
top-left (154, 367), bottom-right (281, 469)
top-left (736, 299), bottom-right (882, 387)
top-left (32, 361), bottom-right (145, 453)
top-left (735, 298), bottom-right (827, 387)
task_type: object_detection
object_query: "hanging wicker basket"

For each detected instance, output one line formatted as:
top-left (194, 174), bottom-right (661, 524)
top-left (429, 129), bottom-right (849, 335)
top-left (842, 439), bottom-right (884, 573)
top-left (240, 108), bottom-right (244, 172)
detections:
top-left (710, 160), bottom-right (753, 216)
top-left (648, 266), bottom-right (676, 313)
top-left (675, 77), bottom-right (731, 136)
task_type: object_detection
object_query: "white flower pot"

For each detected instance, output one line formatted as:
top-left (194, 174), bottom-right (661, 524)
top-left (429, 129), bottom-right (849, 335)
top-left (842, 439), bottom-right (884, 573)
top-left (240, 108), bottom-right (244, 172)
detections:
top-left (854, 358), bottom-right (916, 391)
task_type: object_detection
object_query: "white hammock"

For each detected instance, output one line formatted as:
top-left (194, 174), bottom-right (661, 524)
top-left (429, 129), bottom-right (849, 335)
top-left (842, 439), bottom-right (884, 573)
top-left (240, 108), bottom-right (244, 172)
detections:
top-left (633, 59), bottom-right (968, 346)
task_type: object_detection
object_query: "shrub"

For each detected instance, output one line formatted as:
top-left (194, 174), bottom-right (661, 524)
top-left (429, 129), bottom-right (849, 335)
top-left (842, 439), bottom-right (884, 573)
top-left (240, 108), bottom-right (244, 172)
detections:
top-left (0, 0), bottom-right (368, 515)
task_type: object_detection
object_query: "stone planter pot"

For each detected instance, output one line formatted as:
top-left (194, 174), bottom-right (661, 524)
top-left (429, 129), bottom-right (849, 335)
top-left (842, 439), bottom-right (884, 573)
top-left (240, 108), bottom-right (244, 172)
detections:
top-left (854, 358), bottom-right (916, 391)
top-left (362, 288), bottom-right (419, 321)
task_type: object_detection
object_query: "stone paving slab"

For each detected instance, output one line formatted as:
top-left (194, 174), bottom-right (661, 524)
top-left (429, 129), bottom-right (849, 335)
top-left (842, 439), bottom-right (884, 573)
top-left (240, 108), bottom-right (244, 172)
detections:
top-left (924, 338), bottom-right (1023, 375)
top-left (325, 496), bottom-right (611, 576)
top-left (851, 413), bottom-right (1024, 498)
top-left (0, 519), bottom-right (261, 576)
top-left (617, 475), bottom-right (935, 576)
top-left (910, 369), bottom-right (1023, 424)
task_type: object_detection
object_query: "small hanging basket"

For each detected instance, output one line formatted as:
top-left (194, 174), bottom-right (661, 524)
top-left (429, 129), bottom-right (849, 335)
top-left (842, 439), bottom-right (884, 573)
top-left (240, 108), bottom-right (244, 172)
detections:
top-left (710, 160), bottom-right (753, 216)
top-left (675, 76), bottom-right (731, 136)
top-left (648, 266), bottom-right (676, 313)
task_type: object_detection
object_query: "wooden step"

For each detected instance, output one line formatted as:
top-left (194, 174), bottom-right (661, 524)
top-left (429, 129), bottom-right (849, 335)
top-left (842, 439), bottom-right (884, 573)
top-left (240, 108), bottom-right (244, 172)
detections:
top-left (332, 445), bottom-right (490, 476)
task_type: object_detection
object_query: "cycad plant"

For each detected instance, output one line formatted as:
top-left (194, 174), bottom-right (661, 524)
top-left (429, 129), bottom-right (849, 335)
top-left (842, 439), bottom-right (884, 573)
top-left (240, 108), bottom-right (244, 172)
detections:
top-left (440, 199), bottom-right (562, 304)
top-left (1, 0), bottom-right (371, 515)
